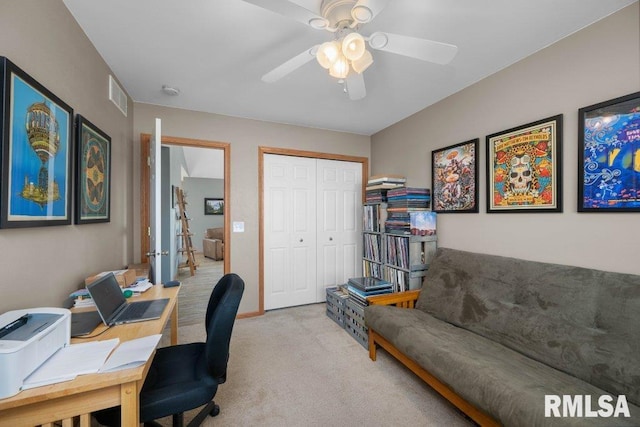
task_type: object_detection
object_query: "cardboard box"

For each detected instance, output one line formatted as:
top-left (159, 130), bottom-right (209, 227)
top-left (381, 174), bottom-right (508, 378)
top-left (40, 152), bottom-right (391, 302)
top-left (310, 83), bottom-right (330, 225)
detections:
top-left (85, 269), bottom-right (137, 288)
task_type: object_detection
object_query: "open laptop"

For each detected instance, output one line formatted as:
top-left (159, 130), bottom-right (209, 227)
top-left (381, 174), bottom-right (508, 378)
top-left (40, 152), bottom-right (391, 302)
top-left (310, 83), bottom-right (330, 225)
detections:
top-left (70, 311), bottom-right (102, 337)
top-left (87, 272), bottom-right (169, 326)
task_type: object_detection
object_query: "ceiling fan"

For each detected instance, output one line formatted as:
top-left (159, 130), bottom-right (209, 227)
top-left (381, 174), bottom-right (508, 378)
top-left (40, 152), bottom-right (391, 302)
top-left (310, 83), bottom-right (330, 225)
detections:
top-left (241, 0), bottom-right (458, 100)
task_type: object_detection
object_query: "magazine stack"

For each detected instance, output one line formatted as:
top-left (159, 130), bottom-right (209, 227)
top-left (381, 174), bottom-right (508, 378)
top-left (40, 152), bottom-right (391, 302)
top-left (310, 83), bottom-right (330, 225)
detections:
top-left (385, 187), bottom-right (431, 234)
top-left (346, 276), bottom-right (393, 307)
top-left (365, 174), bottom-right (406, 203)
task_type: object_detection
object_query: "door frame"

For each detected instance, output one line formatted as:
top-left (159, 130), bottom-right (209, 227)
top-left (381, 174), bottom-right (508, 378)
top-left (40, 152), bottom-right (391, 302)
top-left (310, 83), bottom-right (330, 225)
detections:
top-left (141, 134), bottom-right (231, 275)
top-left (259, 146), bottom-right (368, 314)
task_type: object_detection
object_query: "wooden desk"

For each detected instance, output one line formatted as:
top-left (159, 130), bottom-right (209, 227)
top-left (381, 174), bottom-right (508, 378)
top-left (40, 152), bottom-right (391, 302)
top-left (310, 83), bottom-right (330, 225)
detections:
top-left (0, 284), bottom-right (180, 427)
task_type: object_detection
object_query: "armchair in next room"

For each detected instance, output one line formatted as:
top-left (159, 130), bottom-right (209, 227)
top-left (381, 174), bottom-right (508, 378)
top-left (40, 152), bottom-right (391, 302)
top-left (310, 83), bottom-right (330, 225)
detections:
top-left (203, 227), bottom-right (224, 261)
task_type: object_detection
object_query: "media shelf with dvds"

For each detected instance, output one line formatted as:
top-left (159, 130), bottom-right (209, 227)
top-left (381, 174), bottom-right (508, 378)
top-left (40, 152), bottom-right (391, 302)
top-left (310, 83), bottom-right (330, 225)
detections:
top-left (362, 201), bottom-right (387, 280)
top-left (384, 234), bottom-right (437, 291)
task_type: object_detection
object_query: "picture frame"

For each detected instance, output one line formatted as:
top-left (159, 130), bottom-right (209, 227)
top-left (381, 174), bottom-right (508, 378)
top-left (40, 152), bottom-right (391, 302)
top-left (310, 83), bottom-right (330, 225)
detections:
top-left (486, 114), bottom-right (563, 213)
top-left (0, 57), bottom-right (73, 228)
top-left (204, 197), bottom-right (223, 215)
top-left (75, 114), bottom-right (111, 224)
top-left (431, 138), bottom-right (479, 213)
top-left (578, 91), bottom-right (640, 212)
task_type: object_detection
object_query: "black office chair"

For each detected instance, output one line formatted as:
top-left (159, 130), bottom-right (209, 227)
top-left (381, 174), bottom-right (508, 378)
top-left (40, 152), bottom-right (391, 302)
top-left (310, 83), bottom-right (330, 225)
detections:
top-left (94, 273), bottom-right (245, 427)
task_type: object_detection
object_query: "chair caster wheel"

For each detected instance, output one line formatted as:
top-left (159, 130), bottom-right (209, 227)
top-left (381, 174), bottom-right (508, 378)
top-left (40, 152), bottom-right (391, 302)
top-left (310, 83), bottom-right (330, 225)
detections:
top-left (209, 404), bottom-right (220, 417)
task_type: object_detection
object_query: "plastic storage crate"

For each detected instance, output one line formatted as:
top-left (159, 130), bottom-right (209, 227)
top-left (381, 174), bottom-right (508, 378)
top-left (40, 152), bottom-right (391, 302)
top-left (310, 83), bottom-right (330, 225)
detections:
top-left (345, 299), bottom-right (368, 349)
top-left (325, 286), bottom-right (348, 328)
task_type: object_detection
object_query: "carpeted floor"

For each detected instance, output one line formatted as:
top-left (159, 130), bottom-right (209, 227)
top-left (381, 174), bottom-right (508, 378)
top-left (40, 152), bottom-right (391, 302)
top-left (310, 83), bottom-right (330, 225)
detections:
top-left (94, 257), bottom-right (474, 426)
top-left (149, 303), bottom-right (475, 427)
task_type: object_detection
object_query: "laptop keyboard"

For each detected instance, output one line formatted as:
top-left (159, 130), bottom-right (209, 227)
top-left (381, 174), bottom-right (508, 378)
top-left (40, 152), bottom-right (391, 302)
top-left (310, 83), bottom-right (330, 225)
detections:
top-left (119, 300), bottom-right (153, 320)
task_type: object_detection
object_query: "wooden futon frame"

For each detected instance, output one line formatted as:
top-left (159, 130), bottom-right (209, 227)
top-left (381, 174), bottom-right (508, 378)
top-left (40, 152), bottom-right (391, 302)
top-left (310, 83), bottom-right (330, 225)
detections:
top-left (367, 290), bottom-right (499, 427)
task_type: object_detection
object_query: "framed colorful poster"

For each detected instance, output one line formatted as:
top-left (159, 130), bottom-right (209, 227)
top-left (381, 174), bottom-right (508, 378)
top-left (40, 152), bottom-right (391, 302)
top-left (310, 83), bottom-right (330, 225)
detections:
top-left (75, 115), bottom-right (111, 224)
top-left (578, 91), bottom-right (640, 212)
top-left (0, 57), bottom-right (73, 228)
top-left (486, 115), bottom-right (563, 213)
top-left (431, 138), bottom-right (479, 213)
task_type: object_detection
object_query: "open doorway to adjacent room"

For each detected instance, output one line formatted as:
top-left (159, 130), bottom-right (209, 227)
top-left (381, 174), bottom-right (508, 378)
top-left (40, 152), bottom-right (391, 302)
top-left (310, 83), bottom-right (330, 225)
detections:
top-left (140, 134), bottom-right (230, 325)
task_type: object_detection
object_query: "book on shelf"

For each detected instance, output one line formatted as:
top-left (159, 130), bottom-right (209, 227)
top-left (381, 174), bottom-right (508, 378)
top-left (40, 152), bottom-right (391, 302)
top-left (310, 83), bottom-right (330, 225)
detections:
top-left (366, 182), bottom-right (404, 191)
top-left (365, 188), bottom-right (389, 203)
top-left (346, 283), bottom-right (393, 306)
top-left (387, 187), bottom-right (430, 197)
top-left (367, 174), bottom-right (406, 185)
top-left (348, 276), bottom-right (392, 292)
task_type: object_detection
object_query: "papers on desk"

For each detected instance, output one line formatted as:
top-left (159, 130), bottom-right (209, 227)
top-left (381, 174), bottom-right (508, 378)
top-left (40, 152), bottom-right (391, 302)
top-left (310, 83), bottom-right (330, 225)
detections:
top-left (23, 339), bottom-right (119, 389)
top-left (22, 334), bottom-right (162, 390)
top-left (125, 278), bottom-right (153, 294)
top-left (100, 334), bottom-right (161, 373)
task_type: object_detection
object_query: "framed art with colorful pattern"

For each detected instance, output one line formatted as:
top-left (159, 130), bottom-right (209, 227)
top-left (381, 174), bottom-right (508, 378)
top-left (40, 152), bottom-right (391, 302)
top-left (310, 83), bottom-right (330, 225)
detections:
top-left (578, 91), bottom-right (640, 212)
top-left (486, 115), bottom-right (563, 213)
top-left (75, 115), bottom-right (111, 224)
top-left (431, 138), bottom-right (479, 213)
top-left (0, 57), bottom-right (73, 228)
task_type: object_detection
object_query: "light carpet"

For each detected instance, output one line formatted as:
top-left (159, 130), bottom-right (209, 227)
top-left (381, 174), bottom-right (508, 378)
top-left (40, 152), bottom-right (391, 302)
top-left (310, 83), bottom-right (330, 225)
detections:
top-left (149, 303), bottom-right (474, 427)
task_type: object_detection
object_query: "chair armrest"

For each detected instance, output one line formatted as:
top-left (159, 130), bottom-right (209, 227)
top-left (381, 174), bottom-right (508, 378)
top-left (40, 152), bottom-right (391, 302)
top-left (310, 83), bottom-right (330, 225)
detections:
top-left (368, 290), bottom-right (420, 308)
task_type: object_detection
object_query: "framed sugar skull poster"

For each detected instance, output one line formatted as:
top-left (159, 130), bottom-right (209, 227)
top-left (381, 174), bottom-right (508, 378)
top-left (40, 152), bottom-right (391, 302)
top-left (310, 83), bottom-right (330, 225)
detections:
top-left (486, 115), bottom-right (563, 213)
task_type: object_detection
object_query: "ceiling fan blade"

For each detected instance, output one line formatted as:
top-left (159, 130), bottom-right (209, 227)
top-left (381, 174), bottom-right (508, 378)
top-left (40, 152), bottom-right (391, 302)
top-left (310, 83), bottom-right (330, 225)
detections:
top-left (241, 0), bottom-right (328, 29)
top-left (351, 0), bottom-right (388, 24)
top-left (368, 32), bottom-right (458, 65)
top-left (262, 46), bottom-right (318, 83)
top-left (345, 72), bottom-right (366, 100)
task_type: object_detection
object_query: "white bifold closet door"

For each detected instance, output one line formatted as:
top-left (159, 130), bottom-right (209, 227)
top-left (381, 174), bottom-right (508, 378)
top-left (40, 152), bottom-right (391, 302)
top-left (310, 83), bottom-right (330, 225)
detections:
top-left (315, 159), bottom-right (362, 302)
top-left (264, 154), bottom-right (362, 310)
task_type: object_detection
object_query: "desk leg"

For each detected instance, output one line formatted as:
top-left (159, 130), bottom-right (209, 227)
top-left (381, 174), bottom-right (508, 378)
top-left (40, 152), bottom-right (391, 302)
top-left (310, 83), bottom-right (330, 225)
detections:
top-left (170, 301), bottom-right (178, 345)
top-left (121, 381), bottom-right (140, 426)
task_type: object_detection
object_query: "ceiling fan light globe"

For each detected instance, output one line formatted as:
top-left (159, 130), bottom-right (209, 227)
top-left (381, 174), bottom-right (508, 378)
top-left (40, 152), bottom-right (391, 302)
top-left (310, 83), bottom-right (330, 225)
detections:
top-left (329, 54), bottom-right (349, 79)
top-left (342, 32), bottom-right (366, 61)
top-left (317, 41), bottom-right (341, 69)
top-left (352, 49), bottom-right (373, 73)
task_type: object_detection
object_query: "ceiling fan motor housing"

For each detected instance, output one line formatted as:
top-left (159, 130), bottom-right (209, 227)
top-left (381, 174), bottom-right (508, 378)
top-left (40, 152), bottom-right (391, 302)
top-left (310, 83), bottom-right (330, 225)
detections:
top-left (321, 0), bottom-right (358, 28)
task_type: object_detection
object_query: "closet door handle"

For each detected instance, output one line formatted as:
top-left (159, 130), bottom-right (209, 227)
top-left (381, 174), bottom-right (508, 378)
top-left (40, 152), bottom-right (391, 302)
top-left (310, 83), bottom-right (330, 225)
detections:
top-left (299, 238), bottom-right (304, 242)
top-left (329, 237), bottom-right (333, 241)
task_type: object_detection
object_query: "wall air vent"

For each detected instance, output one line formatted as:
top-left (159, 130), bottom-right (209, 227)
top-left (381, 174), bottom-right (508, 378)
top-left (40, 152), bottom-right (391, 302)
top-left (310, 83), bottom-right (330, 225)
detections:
top-left (109, 75), bottom-right (128, 117)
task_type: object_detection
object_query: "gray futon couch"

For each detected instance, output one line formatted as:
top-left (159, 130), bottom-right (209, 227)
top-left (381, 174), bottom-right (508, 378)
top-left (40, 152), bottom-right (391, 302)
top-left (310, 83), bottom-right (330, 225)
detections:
top-left (365, 248), bottom-right (640, 426)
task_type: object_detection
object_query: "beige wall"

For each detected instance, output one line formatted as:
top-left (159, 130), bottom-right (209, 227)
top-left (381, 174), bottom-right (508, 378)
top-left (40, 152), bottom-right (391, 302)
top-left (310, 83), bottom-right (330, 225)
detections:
top-left (133, 104), bottom-right (370, 314)
top-left (0, 1), bottom-right (134, 313)
top-left (371, 4), bottom-right (640, 275)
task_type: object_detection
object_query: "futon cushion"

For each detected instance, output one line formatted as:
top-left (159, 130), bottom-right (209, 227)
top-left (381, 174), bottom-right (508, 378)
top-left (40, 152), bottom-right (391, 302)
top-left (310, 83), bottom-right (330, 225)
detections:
top-left (365, 305), bottom-right (640, 426)
top-left (140, 342), bottom-right (218, 422)
top-left (414, 248), bottom-right (640, 406)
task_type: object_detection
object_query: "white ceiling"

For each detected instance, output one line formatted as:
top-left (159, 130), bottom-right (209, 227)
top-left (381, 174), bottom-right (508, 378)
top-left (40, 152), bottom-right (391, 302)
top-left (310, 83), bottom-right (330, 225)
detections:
top-left (181, 146), bottom-right (224, 180)
top-left (62, 0), bottom-right (636, 136)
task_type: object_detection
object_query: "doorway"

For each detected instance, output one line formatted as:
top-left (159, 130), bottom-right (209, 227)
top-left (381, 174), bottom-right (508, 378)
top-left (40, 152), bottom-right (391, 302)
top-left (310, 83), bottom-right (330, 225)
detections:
top-left (140, 134), bottom-right (231, 279)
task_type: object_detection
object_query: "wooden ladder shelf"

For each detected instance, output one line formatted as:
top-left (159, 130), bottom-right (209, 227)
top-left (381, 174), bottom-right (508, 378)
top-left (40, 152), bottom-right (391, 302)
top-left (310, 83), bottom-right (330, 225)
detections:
top-left (175, 187), bottom-right (197, 276)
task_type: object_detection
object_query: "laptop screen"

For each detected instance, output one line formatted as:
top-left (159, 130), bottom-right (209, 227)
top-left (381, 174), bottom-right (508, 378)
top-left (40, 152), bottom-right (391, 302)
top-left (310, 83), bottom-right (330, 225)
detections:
top-left (87, 273), bottom-right (127, 324)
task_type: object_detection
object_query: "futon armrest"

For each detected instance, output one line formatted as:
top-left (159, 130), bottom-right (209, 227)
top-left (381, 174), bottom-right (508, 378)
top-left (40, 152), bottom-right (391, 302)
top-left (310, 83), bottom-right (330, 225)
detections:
top-left (368, 290), bottom-right (420, 308)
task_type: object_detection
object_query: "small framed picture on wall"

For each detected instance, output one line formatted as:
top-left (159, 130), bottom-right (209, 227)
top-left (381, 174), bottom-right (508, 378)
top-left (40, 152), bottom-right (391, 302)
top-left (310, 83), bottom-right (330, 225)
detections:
top-left (204, 197), bottom-right (223, 215)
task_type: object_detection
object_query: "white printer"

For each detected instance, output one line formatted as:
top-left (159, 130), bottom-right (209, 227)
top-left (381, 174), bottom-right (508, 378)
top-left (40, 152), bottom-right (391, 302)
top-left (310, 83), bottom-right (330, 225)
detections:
top-left (0, 307), bottom-right (70, 399)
